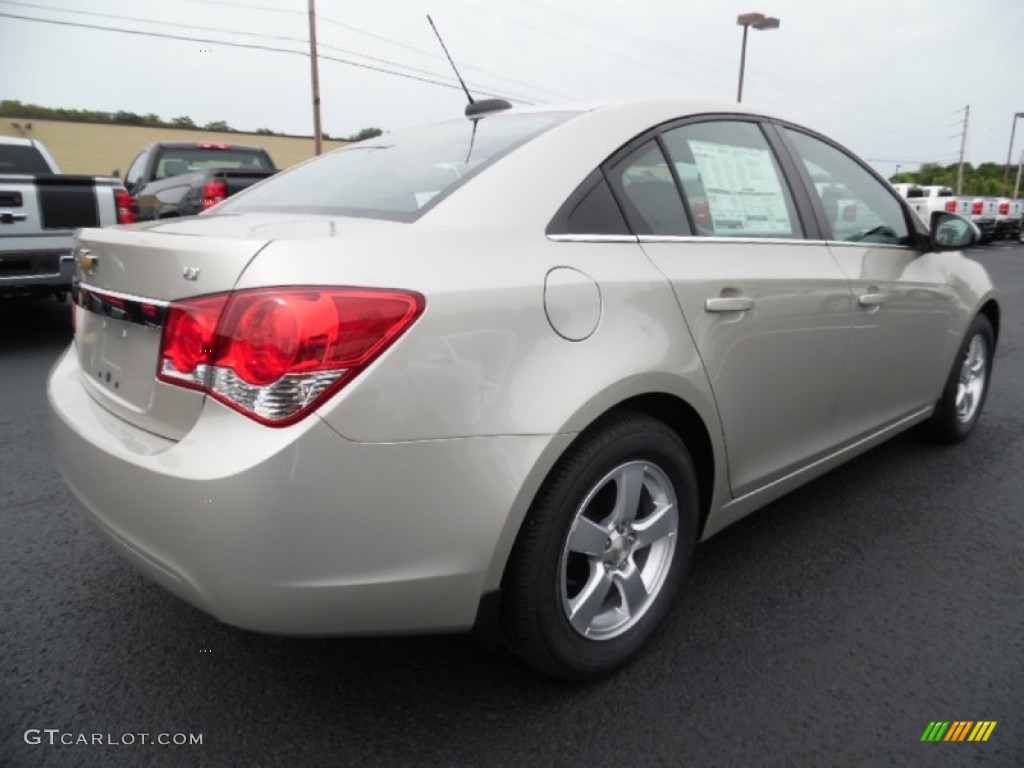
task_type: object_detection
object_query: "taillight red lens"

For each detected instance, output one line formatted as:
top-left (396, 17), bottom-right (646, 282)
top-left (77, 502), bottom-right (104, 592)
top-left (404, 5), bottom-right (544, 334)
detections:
top-left (201, 180), bottom-right (228, 210)
top-left (945, 199), bottom-right (957, 212)
top-left (971, 200), bottom-right (983, 215)
top-left (999, 202), bottom-right (1010, 215)
top-left (115, 188), bottom-right (136, 224)
top-left (159, 294), bottom-right (228, 384)
top-left (157, 287), bottom-right (424, 425)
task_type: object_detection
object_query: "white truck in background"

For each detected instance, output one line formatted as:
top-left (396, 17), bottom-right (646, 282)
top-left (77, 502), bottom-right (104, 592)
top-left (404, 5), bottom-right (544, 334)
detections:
top-left (993, 197), bottom-right (1023, 240)
top-left (902, 184), bottom-right (971, 225)
top-left (0, 137), bottom-right (133, 300)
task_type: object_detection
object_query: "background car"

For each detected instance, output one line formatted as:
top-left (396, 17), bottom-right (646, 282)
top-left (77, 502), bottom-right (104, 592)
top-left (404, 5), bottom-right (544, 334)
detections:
top-left (49, 100), bottom-right (998, 679)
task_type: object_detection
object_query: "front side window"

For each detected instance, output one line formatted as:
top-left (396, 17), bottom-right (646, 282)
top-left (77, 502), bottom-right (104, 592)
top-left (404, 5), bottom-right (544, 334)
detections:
top-left (783, 128), bottom-right (910, 245)
top-left (219, 112), bottom-right (575, 222)
top-left (661, 120), bottom-right (802, 239)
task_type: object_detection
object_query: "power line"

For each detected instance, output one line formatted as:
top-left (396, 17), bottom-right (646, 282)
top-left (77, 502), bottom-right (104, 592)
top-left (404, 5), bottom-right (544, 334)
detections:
top-left (181, 0), bottom-right (303, 15)
top-left (0, 0), bottom-right (542, 102)
top-left (0, 11), bottom-right (531, 102)
top-left (315, 12), bottom-right (573, 100)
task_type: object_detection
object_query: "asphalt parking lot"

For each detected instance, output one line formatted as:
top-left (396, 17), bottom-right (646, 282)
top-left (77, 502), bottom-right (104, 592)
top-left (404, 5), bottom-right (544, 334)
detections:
top-left (2, 244), bottom-right (1022, 767)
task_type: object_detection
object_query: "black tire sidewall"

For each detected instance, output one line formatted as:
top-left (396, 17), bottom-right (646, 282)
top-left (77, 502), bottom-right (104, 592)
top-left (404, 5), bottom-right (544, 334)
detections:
top-left (503, 413), bottom-right (699, 679)
top-left (933, 315), bottom-right (994, 441)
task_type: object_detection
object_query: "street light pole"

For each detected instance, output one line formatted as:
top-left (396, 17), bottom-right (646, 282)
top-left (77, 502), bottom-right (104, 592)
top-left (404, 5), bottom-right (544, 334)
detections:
top-left (736, 12), bottom-right (780, 104)
top-left (1003, 111), bottom-right (1024, 192)
top-left (737, 24), bottom-right (750, 103)
top-left (1014, 147), bottom-right (1024, 200)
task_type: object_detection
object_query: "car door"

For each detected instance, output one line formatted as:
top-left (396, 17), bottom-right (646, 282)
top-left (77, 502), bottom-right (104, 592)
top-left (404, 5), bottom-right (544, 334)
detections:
top-left (609, 119), bottom-right (852, 497)
top-left (775, 126), bottom-right (957, 444)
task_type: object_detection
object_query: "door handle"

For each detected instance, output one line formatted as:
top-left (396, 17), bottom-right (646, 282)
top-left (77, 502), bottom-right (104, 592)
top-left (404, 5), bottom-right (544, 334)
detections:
top-left (857, 293), bottom-right (886, 307)
top-left (0, 211), bottom-right (28, 224)
top-left (705, 297), bottom-right (755, 312)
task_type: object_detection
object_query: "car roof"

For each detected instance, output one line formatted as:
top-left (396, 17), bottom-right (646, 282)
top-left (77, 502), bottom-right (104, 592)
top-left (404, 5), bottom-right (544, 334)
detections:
top-left (0, 136), bottom-right (39, 147)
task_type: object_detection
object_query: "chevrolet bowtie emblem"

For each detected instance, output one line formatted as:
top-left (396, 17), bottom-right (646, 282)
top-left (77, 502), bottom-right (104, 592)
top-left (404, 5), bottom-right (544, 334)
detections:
top-left (76, 247), bottom-right (98, 274)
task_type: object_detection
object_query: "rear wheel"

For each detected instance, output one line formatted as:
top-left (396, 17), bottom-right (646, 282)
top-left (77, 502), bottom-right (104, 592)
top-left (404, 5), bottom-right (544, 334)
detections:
top-left (502, 411), bottom-right (699, 680)
top-left (929, 314), bottom-right (994, 442)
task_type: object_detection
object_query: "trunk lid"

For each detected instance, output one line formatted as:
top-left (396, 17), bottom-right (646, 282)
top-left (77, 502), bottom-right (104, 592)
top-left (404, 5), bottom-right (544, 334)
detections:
top-left (73, 217), bottom-right (270, 439)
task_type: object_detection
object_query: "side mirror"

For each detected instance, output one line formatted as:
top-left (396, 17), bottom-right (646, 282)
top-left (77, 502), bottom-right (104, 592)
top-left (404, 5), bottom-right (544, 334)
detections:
top-left (929, 211), bottom-right (978, 251)
top-left (111, 169), bottom-right (121, 178)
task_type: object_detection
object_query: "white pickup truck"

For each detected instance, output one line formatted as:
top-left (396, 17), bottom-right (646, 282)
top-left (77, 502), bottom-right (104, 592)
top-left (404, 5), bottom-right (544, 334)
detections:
top-left (0, 137), bottom-right (133, 300)
top-left (902, 184), bottom-right (971, 225)
top-left (993, 197), bottom-right (1023, 240)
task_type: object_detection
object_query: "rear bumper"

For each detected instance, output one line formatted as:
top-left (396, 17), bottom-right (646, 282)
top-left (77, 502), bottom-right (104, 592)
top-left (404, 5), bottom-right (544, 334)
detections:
top-left (48, 346), bottom-right (560, 635)
top-left (972, 218), bottom-right (996, 236)
top-left (0, 250), bottom-right (73, 294)
top-left (993, 218), bottom-right (1020, 236)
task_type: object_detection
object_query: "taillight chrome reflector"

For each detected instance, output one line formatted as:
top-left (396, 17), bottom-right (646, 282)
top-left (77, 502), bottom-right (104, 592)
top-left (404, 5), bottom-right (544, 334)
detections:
top-left (157, 287), bottom-right (424, 426)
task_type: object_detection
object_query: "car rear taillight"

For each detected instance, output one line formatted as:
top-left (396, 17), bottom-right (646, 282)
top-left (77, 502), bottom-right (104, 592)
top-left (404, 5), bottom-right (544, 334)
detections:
top-left (945, 199), bottom-right (958, 212)
top-left (197, 143), bottom-right (232, 150)
top-left (157, 287), bottom-right (424, 426)
top-left (115, 188), bottom-right (136, 224)
top-left (843, 204), bottom-right (857, 221)
top-left (999, 202), bottom-right (1010, 215)
top-left (201, 180), bottom-right (228, 210)
top-left (971, 200), bottom-right (983, 216)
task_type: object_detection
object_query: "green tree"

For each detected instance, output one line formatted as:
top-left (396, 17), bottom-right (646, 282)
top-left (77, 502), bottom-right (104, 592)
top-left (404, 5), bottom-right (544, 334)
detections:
top-left (345, 127), bottom-right (383, 141)
top-left (171, 116), bottom-right (196, 128)
top-left (204, 120), bottom-right (231, 131)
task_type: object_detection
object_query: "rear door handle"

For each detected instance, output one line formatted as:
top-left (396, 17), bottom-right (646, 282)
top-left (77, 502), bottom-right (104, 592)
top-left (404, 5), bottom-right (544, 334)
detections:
top-left (857, 293), bottom-right (886, 307)
top-left (0, 211), bottom-right (28, 224)
top-left (705, 297), bottom-right (755, 312)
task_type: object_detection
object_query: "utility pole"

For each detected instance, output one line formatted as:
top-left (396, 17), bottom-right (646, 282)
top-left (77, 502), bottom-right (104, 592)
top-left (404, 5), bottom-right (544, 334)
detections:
top-left (308, 0), bottom-right (323, 155)
top-left (956, 104), bottom-right (969, 195)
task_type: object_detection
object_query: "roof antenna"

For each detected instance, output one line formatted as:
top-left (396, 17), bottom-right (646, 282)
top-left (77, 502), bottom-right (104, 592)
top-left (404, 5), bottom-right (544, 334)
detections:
top-left (426, 14), bottom-right (512, 119)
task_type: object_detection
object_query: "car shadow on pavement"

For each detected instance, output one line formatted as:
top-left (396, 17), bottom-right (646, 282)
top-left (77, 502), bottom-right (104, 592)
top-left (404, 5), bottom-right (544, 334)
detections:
top-left (0, 295), bottom-right (72, 354)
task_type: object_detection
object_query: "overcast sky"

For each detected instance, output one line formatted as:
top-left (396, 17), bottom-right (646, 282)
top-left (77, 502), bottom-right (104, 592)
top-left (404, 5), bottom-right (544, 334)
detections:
top-left (2, 0), bottom-right (1023, 177)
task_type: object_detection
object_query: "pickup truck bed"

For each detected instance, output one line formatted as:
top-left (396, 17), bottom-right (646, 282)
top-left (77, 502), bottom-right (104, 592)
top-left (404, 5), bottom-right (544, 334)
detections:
top-left (123, 142), bottom-right (278, 220)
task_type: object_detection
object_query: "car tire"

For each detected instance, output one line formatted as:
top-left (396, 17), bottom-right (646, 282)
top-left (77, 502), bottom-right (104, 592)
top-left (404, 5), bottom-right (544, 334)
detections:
top-left (929, 314), bottom-right (994, 443)
top-left (501, 411), bottom-right (699, 680)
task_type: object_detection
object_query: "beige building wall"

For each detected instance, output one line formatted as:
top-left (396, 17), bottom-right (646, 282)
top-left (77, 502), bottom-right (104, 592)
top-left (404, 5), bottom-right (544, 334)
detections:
top-left (0, 118), bottom-right (350, 175)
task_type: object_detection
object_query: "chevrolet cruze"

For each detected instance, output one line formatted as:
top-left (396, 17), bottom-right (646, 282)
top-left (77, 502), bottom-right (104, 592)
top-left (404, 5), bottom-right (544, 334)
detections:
top-left (49, 100), bottom-right (998, 679)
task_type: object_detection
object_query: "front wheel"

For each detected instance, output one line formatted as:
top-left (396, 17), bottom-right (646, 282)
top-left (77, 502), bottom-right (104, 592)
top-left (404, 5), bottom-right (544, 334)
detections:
top-left (929, 314), bottom-right (994, 442)
top-left (502, 411), bottom-right (699, 680)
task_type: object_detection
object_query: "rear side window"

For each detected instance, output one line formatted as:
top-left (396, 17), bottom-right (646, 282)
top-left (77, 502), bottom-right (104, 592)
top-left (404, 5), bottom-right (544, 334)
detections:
top-left (547, 170), bottom-right (629, 236)
top-left (606, 141), bottom-right (690, 236)
top-left (154, 148), bottom-right (273, 179)
top-left (220, 112), bottom-right (575, 222)
top-left (0, 144), bottom-right (53, 174)
top-left (660, 121), bottom-right (802, 238)
top-left (783, 128), bottom-right (910, 245)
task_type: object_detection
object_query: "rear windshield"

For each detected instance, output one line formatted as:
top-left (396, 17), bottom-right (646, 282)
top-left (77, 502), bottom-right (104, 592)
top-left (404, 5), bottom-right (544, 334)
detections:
top-left (154, 148), bottom-right (274, 179)
top-left (217, 111), bottom-right (576, 222)
top-left (0, 145), bottom-right (53, 174)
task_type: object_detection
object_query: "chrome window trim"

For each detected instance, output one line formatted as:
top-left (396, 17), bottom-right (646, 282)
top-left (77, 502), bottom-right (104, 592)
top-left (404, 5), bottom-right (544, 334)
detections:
top-left (824, 240), bottom-right (912, 251)
top-left (637, 235), bottom-right (829, 246)
top-left (547, 234), bottom-right (639, 243)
